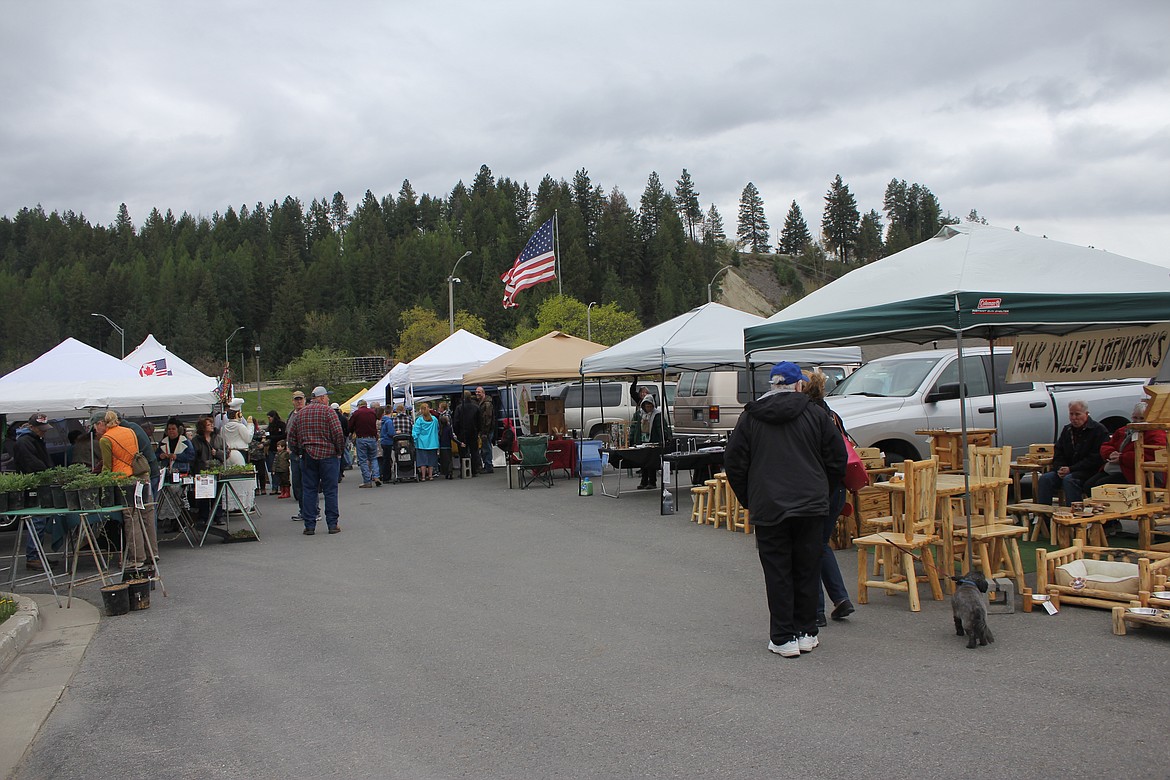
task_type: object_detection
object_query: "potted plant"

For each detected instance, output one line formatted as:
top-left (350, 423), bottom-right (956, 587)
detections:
top-left (0, 473), bottom-right (36, 511)
top-left (65, 473), bottom-right (103, 510)
top-left (91, 472), bottom-right (123, 507)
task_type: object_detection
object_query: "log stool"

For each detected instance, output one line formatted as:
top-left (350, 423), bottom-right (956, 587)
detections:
top-left (690, 486), bottom-right (711, 524)
top-left (703, 479), bottom-right (720, 526)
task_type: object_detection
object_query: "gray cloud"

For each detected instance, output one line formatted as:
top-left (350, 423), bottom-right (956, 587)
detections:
top-left (2, 0), bottom-right (1168, 265)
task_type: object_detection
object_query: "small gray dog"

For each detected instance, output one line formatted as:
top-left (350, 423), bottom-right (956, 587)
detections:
top-left (951, 572), bottom-right (994, 649)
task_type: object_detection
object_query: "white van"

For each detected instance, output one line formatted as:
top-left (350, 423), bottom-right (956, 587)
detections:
top-left (672, 364), bottom-right (857, 440)
top-left (548, 380), bottom-right (676, 439)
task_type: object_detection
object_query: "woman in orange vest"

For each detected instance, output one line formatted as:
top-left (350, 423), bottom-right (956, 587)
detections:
top-left (92, 411), bottom-right (156, 569)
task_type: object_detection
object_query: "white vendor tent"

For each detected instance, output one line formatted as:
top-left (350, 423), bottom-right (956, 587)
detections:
top-left (580, 302), bottom-right (861, 375)
top-left (123, 334), bottom-right (216, 383)
top-left (0, 337), bottom-right (218, 419)
top-left (402, 329), bottom-right (508, 393)
top-left (359, 362), bottom-right (408, 406)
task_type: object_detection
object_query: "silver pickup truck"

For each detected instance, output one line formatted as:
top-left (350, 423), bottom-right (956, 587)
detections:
top-left (825, 347), bottom-right (1146, 462)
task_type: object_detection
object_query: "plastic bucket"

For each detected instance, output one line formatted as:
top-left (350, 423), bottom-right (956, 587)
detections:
top-left (125, 579), bottom-right (151, 611)
top-left (100, 583), bottom-right (130, 616)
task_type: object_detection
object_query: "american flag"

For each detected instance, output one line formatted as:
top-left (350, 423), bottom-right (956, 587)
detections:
top-left (138, 358), bottom-right (172, 377)
top-left (501, 218), bottom-right (557, 308)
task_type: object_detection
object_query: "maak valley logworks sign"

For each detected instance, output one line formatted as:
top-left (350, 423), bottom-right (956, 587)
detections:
top-left (1007, 325), bottom-right (1170, 382)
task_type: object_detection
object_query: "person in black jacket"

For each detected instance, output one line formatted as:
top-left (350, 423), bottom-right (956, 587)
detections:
top-left (724, 362), bottom-right (846, 659)
top-left (451, 390), bottom-right (482, 476)
top-left (1036, 399), bottom-right (1110, 506)
top-left (13, 414), bottom-right (56, 571)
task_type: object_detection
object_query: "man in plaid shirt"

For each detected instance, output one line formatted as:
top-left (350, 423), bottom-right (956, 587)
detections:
top-left (287, 386), bottom-right (346, 535)
top-left (393, 404), bottom-right (413, 436)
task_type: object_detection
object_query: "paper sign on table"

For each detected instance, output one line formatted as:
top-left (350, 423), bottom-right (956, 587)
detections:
top-left (195, 474), bottom-right (217, 499)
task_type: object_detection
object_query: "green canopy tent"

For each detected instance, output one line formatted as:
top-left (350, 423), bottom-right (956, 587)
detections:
top-left (743, 223), bottom-right (1170, 559)
top-left (745, 224), bottom-right (1170, 353)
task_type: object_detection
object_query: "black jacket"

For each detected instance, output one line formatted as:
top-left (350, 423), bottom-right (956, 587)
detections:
top-left (1053, 417), bottom-right (1110, 481)
top-left (13, 429), bottom-right (53, 473)
top-left (452, 399), bottom-right (480, 446)
top-left (724, 391), bottom-right (846, 527)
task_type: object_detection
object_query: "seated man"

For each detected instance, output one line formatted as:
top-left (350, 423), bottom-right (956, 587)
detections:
top-left (1036, 399), bottom-right (1109, 506)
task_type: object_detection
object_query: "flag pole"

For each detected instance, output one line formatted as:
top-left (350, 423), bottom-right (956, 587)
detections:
top-left (554, 209), bottom-right (562, 297)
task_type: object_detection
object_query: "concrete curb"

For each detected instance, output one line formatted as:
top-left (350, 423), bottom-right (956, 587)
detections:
top-left (0, 594), bottom-right (41, 676)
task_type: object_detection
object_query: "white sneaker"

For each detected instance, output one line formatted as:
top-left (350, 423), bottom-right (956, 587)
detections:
top-left (768, 639), bottom-right (801, 658)
top-left (797, 634), bottom-right (819, 653)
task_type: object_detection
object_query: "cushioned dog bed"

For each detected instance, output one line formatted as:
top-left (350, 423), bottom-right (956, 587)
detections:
top-left (1054, 559), bottom-right (1139, 593)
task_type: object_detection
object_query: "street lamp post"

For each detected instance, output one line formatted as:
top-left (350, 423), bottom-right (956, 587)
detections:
top-left (255, 344), bottom-right (262, 413)
top-left (90, 313), bottom-right (125, 358)
top-left (225, 326), bottom-right (244, 388)
top-left (707, 265), bottom-right (734, 304)
top-left (587, 301), bottom-right (598, 342)
top-left (447, 250), bottom-right (472, 335)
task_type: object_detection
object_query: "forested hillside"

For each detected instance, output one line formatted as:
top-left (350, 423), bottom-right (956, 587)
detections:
top-left (0, 166), bottom-right (952, 375)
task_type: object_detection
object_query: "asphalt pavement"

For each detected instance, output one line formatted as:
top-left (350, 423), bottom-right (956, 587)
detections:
top-left (4, 466), bottom-right (1169, 779)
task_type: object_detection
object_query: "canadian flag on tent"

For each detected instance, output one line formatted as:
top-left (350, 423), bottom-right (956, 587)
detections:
top-left (501, 218), bottom-right (557, 308)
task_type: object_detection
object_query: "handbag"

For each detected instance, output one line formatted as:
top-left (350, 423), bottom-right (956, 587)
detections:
top-left (842, 434), bottom-right (870, 492)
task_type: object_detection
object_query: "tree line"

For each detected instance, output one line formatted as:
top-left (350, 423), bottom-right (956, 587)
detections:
top-left (0, 165), bottom-right (956, 376)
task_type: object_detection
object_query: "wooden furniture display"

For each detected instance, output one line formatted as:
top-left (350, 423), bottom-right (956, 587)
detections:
top-left (1112, 605), bottom-right (1170, 636)
top-left (951, 445), bottom-right (1027, 592)
top-left (1130, 422), bottom-right (1170, 507)
top-left (1008, 458), bottom-right (1051, 503)
top-left (528, 398), bottom-right (566, 436)
top-left (1005, 501), bottom-right (1057, 544)
top-left (1035, 539), bottom-right (1170, 610)
top-left (915, 428), bottom-right (996, 472)
top-left (1048, 504), bottom-right (1167, 548)
top-left (855, 457), bottom-right (944, 612)
top-left (874, 471), bottom-right (1012, 592)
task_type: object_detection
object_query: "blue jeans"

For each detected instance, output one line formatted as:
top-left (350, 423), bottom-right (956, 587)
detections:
top-left (1037, 470), bottom-right (1083, 506)
top-left (355, 437), bottom-right (380, 483)
top-left (290, 454), bottom-right (303, 512)
top-left (479, 436), bottom-right (495, 472)
top-left (300, 454), bottom-right (340, 529)
top-left (818, 486), bottom-right (850, 616)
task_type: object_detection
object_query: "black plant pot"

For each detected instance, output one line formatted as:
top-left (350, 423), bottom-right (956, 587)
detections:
top-left (0, 490), bottom-right (8, 513)
top-left (99, 486), bottom-right (119, 507)
top-left (9, 490), bottom-right (27, 511)
top-left (51, 485), bottom-right (67, 509)
top-left (64, 488), bottom-right (81, 511)
top-left (37, 488), bottom-right (55, 509)
top-left (78, 488), bottom-right (100, 511)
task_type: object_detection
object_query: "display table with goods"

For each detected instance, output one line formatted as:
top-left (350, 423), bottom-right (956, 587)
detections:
top-left (195, 467), bottom-right (261, 547)
top-left (600, 445), bottom-right (661, 498)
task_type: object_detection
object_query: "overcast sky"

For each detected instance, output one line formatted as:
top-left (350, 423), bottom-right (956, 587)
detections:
top-left (4, 1), bottom-right (1169, 265)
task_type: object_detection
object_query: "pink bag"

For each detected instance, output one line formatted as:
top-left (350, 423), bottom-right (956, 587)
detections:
top-left (842, 435), bottom-right (870, 491)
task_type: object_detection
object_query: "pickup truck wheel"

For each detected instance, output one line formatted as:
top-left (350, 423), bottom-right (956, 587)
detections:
top-left (1101, 416), bottom-right (1128, 434)
top-left (587, 425), bottom-right (606, 440)
top-left (878, 441), bottom-right (920, 468)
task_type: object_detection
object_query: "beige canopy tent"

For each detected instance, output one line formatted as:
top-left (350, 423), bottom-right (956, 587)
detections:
top-left (462, 331), bottom-right (607, 385)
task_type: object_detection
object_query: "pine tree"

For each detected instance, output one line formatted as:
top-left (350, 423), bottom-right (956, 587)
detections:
top-left (736, 182), bottom-right (770, 253)
top-left (778, 200), bottom-right (811, 256)
top-left (855, 209), bottom-right (884, 263)
top-left (674, 169), bottom-right (702, 242)
top-left (639, 172), bottom-right (666, 241)
top-left (882, 179), bottom-right (946, 254)
top-left (703, 205), bottom-right (726, 244)
top-left (821, 174), bottom-right (860, 263)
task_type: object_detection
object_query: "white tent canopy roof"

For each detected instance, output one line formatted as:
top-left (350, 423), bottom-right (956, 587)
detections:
top-left (580, 302), bottom-right (861, 375)
top-left (123, 334), bottom-right (216, 382)
top-left (0, 338), bottom-right (218, 418)
top-left (359, 362), bottom-right (408, 406)
top-left (403, 329), bottom-right (508, 389)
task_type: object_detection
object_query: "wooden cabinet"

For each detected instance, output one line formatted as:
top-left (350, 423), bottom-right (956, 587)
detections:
top-left (528, 398), bottom-right (566, 435)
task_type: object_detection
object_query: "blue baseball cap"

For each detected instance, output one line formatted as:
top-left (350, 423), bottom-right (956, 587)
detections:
top-left (769, 361), bottom-right (806, 386)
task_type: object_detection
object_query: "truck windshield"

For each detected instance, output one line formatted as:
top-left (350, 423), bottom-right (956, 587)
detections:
top-left (830, 356), bottom-right (940, 398)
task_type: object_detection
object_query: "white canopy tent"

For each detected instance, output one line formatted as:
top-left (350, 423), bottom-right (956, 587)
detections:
top-left (402, 329), bottom-right (508, 392)
top-left (359, 362), bottom-right (408, 406)
top-left (122, 334), bottom-right (216, 384)
top-left (580, 302), bottom-right (861, 375)
top-left (0, 337), bottom-right (218, 419)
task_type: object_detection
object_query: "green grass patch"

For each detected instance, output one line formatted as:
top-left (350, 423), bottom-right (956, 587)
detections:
top-left (231, 382), bottom-right (370, 423)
